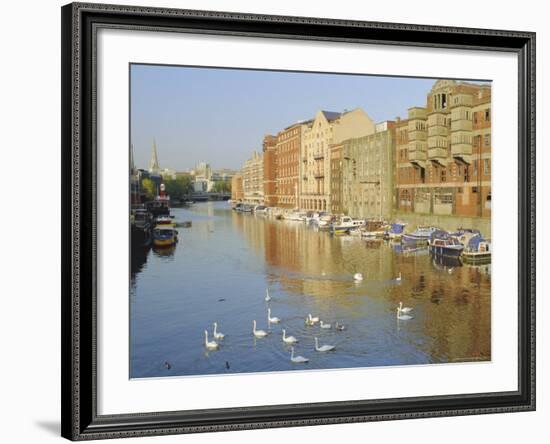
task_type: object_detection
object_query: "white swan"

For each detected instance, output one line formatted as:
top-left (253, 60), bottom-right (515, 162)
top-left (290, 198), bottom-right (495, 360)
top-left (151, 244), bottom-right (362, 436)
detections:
top-left (309, 314), bottom-right (320, 323)
top-left (320, 320), bottom-right (331, 329)
top-left (265, 288), bottom-right (271, 302)
top-left (396, 307), bottom-right (413, 321)
top-left (253, 320), bottom-right (268, 338)
top-left (396, 272), bottom-right (402, 282)
top-left (335, 322), bottom-right (346, 331)
top-left (290, 347), bottom-right (309, 363)
top-left (213, 322), bottom-right (225, 340)
top-left (282, 329), bottom-right (298, 344)
top-left (398, 301), bottom-right (413, 313)
top-left (267, 308), bottom-right (281, 324)
top-left (204, 330), bottom-right (219, 350)
top-left (314, 337), bottom-right (335, 352)
top-left (354, 273), bottom-right (364, 281)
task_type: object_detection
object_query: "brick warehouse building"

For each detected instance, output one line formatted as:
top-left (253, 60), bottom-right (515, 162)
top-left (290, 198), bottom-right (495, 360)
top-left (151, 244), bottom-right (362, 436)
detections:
top-left (394, 79), bottom-right (491, 224)
top-left (275, 122), bottom-right (307, 209)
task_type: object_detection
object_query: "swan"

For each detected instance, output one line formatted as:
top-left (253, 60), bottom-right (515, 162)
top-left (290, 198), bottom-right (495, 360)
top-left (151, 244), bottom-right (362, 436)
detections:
top-left (335, 322), bottom-right (346, 331)
top-left (268, 308), bottom-right (281, 324)
top-left (354, 273), bottom-right (364, 281)
top-left (396, 308), bottom-right (413, 321)
top-left (320, 320), bottom-right (331, 329)
top-left (305, 316), bottom-right (315, 326)
top-left (265, 288), bottom-right (271, 302)
top-left (396, 272), bottom-right (402, 282)
top-left (309, 314), bottom-right (320, 323)
top-left (447, 267), bottom-right (454, 274)
top-left (213, 322), bottom-right (225, 340)
top-left (314, 337), bottom-right (335, 352)
top-left (290, 347), bottom-right (309, 363)
top-left (398, 301), bottom-right (413, 313)
top-left (282, 329), bottom-right (298, 344)
top-left (253, 320), bottom-right (268, 338)
top-left (204, 330), bottom-right (219, 350)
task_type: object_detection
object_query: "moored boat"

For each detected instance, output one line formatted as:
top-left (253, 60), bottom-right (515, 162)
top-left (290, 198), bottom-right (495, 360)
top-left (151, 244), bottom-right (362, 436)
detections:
top-left (153, 225), bottom-right (178, 248)
top-left (403, 226), bottom-right (438, 245)
top-left (331, 216), bottom-right (359, 234)
top-left (462, 234), bottom-right (492, 263)
top-left (386, 222), bottom-right (407, 240)
top-left (361, 220), bottom-right (385, 238)
top-left (429, 230), bottom-right (464, 258)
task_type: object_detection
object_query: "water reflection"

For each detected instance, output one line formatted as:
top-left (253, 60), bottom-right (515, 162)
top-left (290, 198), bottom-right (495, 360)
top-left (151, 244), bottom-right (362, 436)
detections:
top-left (130, 201), bottom-right (490, 378)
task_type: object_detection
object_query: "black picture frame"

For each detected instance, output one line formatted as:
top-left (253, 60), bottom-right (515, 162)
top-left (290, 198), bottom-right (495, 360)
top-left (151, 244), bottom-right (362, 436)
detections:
top-left (61, 2), bottom-right (536, 440)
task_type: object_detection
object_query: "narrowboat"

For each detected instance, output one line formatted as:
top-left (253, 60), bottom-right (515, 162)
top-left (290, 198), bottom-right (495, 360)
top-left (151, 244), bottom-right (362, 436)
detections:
top-left (130, 208), bottom-right (153, 247)
top-left (153, 225), bottom-right (178, 248)
top-left (462, 235), bottom-right (492, 264)
top-left (429, 230), bottom-right (464, 258)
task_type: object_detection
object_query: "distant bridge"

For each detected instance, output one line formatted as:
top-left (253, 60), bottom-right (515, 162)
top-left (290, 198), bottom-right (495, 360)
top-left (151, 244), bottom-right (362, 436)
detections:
top-left (179, 192), bottom-right (231, 202)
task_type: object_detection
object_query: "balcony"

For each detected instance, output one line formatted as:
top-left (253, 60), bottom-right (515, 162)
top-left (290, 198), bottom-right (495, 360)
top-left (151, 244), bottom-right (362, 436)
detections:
top-left (408, 130), bottom-right (427, 141)
top-left (428, 126), bottom-right (448, 137)
top-left (451, 120), bottom-right (473, 132)
top-left (313, 152), bottom-right (324, 160)
top-left (408, 150), bottom-right (427, 162)
top-left (451, 143), bottom-right (472, 164)
top-left (314, 172), bottom-right (325, 179)
top-left (408, 107), bottom-right (427, 119)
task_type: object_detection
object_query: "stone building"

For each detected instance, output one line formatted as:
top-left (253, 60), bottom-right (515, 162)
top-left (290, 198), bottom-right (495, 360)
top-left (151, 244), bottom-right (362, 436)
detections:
top-left (242, 150), bottom-right (264, 204)
top-left (340, 121), bottom-right (396, 219)
top-left (394, 80), bottom-right (491, 221)
top-left (300, 109), bottom-right (375, 211)
top-left (329, 143), bottom-right (344, 215)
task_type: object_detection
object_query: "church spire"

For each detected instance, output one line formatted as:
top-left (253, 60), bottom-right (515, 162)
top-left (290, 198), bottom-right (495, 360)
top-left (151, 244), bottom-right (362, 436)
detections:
top-left (149, 138), bottom-right (160, 174)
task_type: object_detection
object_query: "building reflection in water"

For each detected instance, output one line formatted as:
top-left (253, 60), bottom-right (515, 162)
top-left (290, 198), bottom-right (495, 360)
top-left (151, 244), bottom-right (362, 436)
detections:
top-left (234, 213), bottom-right (490, 363)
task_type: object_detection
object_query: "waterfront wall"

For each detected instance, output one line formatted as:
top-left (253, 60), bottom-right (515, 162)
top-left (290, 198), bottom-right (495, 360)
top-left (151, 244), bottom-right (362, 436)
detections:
top-left (393, 210), bottom-right (491, 238)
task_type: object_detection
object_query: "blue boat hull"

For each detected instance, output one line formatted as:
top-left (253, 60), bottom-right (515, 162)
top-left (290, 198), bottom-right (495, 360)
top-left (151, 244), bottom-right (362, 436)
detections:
top-left (429, 245), bottom-right (463, 258)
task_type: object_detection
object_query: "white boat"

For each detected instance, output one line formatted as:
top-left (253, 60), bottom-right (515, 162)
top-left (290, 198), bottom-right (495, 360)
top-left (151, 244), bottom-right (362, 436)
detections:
top-left (283, 211), bottom-right (307, 221)
top-left (331, 216), bottom-right (357, 234)
top-left (403, 226), bottom-right (439, 244)
top-left (462, 235), bottom-right (492, 263)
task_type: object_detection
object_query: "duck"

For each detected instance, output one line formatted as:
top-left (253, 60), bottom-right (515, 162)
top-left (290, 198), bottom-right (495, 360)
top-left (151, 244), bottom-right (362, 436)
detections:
top-left (335, 322), bottom-right (346, 331)
top-left (164, 361), bottom-right (171, 370)
top-left (396, 307), bottom-right (413, 321)
top-left (396, 272), bottom-right (402, 282)
top-left (213, 322), bottom-right (225, 340)
top-left (320, 320), bottom-right (331, 329)
top-left (354, 273), bottom-right (364, 281)
top-left (290, 347), bottom-right (309, 363)
top-left (398, 301), bottom-right (413, 313)
top-left (253, 320), bottom-right (268, 338)
top-left (314, 337), bottom-right (335, 352)
top-left (267, 308), bottom-right (281, 324)
top-left (282, 329), bottom-right (298, 344)
top-left (204, 330), bottom-right (219, 350)
top-left (265, 288), bottom-right (271, 302)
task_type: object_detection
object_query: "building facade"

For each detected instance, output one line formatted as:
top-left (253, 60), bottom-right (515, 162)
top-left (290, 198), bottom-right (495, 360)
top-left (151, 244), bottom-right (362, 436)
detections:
top-left (395, 80), bottom-right (491, 220)
top-left (329, 143), bottom-right (344, 215)
top-left (300, 109), bottom-right (375, 211)
top-left (262, 135), bottom-right (278, 206)
top-left (275, 122), bottom-right (306, 209)
top-left (231, 174), bottom-right (244, 202)
top-left (341, 121), bottom-right (395, 219)
top-left (242, 150), bottom-right (264, 204)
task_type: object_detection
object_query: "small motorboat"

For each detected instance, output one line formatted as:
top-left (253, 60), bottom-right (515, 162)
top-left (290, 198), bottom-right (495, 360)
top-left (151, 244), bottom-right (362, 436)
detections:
top-left (403, 226), bottom-right (438, 245)
top-left (429, 230), bottom-right (464, 258)
top-left (462, 234), bottom-right (492, 264)
top-left (153, 225), bottom-right (178, 248)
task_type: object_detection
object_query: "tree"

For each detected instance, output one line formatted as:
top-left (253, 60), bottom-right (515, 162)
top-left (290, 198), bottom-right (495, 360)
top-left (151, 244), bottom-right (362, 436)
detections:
top-left (211, 180), bottom-right (231, 193)
top-left (141, 177), bottom-right (156, 200)
top-left (163, 176), bottom-right (194, 200)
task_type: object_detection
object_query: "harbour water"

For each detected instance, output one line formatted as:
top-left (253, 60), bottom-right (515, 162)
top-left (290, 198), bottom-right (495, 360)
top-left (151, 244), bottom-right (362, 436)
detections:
top-left (130, 201), bottom-right (491, 378)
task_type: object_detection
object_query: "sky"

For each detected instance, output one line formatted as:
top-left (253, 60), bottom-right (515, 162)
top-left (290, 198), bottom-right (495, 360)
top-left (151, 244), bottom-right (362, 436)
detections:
top-left (130, 64), bottom-right (484, 172)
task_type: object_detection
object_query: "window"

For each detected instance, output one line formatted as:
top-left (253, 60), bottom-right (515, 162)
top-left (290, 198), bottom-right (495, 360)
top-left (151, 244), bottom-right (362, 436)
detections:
top-left (485, 109), bottom-right (491, 121)
top-left (484, 134), bottom-right (491, 147)
top-left (484, 159), bottom-right (490, 175)
top-left (441, 168), bottom-right (446, 182)
top-left (473, 160), bottom-right (478, 176)
top-left (472, 186), bottom-right (478, 193)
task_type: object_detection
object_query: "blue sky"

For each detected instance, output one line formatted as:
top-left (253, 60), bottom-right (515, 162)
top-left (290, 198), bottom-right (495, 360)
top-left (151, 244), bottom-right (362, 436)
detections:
top-left (130, 64), bottom-right (480, 171)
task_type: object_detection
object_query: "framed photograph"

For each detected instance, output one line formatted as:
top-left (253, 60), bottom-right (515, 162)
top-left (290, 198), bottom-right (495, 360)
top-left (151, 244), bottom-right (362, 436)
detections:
top-left (61, 2), bottom-right (535, 440)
